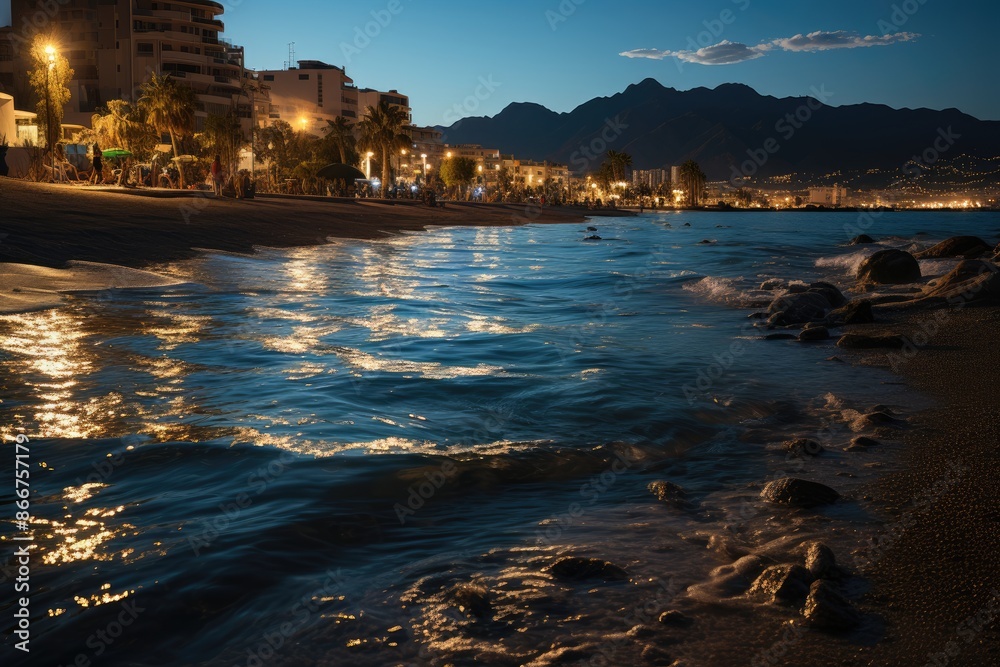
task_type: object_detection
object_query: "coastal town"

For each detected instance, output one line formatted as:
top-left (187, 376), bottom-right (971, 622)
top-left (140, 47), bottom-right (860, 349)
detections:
top-left (1, 1), bottom-right (997, 209)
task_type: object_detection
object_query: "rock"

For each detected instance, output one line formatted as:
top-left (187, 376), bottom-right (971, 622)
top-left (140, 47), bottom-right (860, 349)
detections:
top-left (705, 554), bottom-right (769, 596)
top-left (641, 645), bottom-right (674, 665)
top-left (749, 564), bottom-right (813, 604)
top-left (587, 226), bottom-right (598, 232)
top-left (852, 436), bottom-right (881, 448)
top-left (799, 326), bottom-right (830, 342)
top-left (697, 239), bottom-right (716, 245)
top-left (836, 334), bottom-right (907, 350)
top-left (809, 282), bottom-right (848, 308)
top-left (628, 624), bottom-right (659, 639)
top-left (857, 249), bottom-right (922, 285)
top-left (802, 580), bottom-right (861, 630)
top-left (760, 279), bottom-right (785, 291)
top-left (855, 411), bottom-right (905, 432)
top-left (761, 478), bottom-right (840, 508)
top-left (658, 610), bottom-right (695, 627)
top-left (921, 259), bottom-right (1000, 303)
top-left (547, 556), bottom-right (629, 582)
top-left (827, 300), bottom-right (875, 325)
top-left (447, 583), bottom-right (492, 619)
top-left (803, 543), bottom-right (837, 579)
top-left (584, 235), bottom-right (602, 241)
top-left (767, 292), bottom-right (833, 326)
top-left (648, 481), bottom-right (690, 508)
top-left (765, 333), bottom-right (799, 341)
top-left (850, 234), bottom-right (876, 245)
top-left (683, 222), bottom-right (691, 227)
top-left (914, 235), bottom-right (992, 259)
top-left (785, 439), bottom-right (825, 457)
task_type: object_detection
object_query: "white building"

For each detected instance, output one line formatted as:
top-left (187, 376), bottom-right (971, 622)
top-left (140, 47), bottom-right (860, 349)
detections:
top-left (809, 185), bottom-right (848, 206)
top-left (258, 60), bottom-right (359, 136)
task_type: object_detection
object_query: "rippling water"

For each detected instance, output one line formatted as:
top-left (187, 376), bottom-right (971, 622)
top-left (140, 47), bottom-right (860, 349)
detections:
top-left (2, 211), bottom-right (998, 666)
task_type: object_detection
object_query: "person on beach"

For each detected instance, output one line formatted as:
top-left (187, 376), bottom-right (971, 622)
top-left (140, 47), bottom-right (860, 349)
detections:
top-left (90, 144), bottom-right (103, 185)
top-left (211, 155), bottom-right (224, 196)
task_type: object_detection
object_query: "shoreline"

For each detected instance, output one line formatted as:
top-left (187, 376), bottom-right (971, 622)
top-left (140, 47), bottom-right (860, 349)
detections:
top-left (0, 179), bottom-right (622, 270)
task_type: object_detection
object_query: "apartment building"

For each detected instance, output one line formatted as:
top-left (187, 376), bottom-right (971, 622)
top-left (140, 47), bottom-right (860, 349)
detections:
top-left (258, 60), bottom-right (359, 136)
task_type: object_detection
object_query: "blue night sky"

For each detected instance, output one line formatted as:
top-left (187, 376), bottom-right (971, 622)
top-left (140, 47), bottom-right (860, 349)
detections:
top-left (3, 0), bottom-right (997, 124)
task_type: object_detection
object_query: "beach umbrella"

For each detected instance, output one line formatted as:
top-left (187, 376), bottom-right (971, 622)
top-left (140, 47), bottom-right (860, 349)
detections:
top-left (316, 163), bottom-right (366, 181)
top-left (102, 148), bottom-right (132, 160)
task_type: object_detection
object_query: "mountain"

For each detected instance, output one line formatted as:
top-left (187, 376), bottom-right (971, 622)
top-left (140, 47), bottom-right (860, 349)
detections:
top-left (436, 79), bottom-right (1000, 188)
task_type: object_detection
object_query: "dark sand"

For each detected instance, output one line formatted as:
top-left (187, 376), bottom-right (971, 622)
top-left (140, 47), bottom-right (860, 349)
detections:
top-left (788, 307), bottom-right (1000, 666)
top-left (0, 179), bottom-right (615, 268)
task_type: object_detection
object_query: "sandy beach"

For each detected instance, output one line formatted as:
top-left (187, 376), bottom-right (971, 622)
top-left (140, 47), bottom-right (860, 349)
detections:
top-left (0, 180), bottom-right (610, 269)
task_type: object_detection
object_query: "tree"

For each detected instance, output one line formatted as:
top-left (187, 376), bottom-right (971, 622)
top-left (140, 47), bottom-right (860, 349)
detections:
top-left (679, 160), bottom-right (706, 206)
top-left (322, 116), bottom-right (357, 165)
top-left (356, 100), bottom-right (411, 197)
top-left (439, 156), bottom-right (476, 199)
top-left (200, 111), bottom-right (243, 178)
top-left (28, 35), bottom-right (74, 155)
top-left (139, 73), bottom-right (197, 188)
top-left (91, 100), bottom-right (155, 159)
top-left (606, 150), bottom-right (633, 183)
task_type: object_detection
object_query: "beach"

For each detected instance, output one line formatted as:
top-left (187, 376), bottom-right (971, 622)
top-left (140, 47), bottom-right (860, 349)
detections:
top-left (1, 192), bottom-right (998, 666)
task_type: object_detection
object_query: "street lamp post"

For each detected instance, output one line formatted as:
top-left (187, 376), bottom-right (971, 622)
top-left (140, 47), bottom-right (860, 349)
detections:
top-left (366, 151), bottom-right (374, 180)
top-left (44, 44), bottom-right (56, 183)
top-left (421, 153), bottom-right (427, 184)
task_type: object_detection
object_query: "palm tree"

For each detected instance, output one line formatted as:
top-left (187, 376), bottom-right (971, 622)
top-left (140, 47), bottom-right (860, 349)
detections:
top-left (323, 116), bottom-right (356, 164)
top-left (139, 73), bottom-right (197, 188)
top-left (356, 100), bottom-right (411, 198)
top-left (679, 160), bottom-right (706, 207)
top-left (606, 150), bottom-right (633, 183)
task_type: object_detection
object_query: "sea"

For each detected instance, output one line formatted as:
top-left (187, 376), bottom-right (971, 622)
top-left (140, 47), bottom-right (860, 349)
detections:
top-left (2, 210), bottom-right (998, 666)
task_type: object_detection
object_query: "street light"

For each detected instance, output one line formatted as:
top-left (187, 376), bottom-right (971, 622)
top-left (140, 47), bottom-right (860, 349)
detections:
top-left (44, 44), bottom-right (56, 182)
top-left (366, 151), bottom-right (374, 179)
top-left (421, 153), bottom-right (427, 183)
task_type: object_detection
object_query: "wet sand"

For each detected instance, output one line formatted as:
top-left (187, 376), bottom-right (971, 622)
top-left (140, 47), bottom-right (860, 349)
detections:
top-left (0, 179), bottom-right (612, 269)
top-left (787, 306), bottom-right (1000, 665)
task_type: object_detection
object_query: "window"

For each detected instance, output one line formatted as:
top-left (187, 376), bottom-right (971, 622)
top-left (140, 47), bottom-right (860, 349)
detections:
top-left (263, 74), bottom-right (274, 81)
top-left (299, 74), bottom-right (309, 80)
top-left (137, 43), bottom-right (154, 55)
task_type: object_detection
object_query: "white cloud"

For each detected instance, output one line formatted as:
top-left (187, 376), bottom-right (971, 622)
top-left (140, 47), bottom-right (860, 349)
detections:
top-left (621, 41), bottom-right (771, 65)
top-left (621, 30), bottom-right (920, 66)
top-left (772, 30), bottom-right (920, 51)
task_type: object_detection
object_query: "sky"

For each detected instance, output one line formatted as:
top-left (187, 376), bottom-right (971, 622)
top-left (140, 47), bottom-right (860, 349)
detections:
top-left (3, 0), bottom-right (998, 125)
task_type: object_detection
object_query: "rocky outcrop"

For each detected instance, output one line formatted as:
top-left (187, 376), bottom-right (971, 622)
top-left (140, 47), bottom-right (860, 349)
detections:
top-left (648, 480), bottom-right (691, 509)
top-left (799, 326), bottom-right (830, 342)
top-left (761, 478), bottom-right (840, 508)
top-left (802, 580), bottom-right (862, 630)
top-left (767, 283), bottom-right (847, 326)
top-left (920, 259), bottom-right (1000, 303)
top-left (849, 234), bottom-right (876, 245)
top-left (803, 542), bottom-right (837, 579)
top-left (914, 236), bottom-right (992, 259)
top-left (749, 564), bottom-right (813, 604)
top-left (827, 300), bottom-right (875, 325)
top-left (546, 556), bottom-right (629, 582)
top-left (857, 249), bottom-right (922, 285)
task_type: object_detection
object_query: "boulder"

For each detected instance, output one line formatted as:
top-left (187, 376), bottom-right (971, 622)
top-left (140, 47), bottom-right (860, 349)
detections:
top-left (914, 236), bottom-right (992, 259)
top-left (648, 480), bottom-right (690, 509)
top-left (447, 583), bottom-right (492, 619)
top-left (761, 478), bottom-right (840, 508)
top-left (836, 334), bottom-right (907, 350)
top-left (547, 556), bottom-right (629, 582)
top-left (852, 436), bottom-right (881, 448)
top-left (658, 610), bottom-right (695, 627)
top-left (802, 580), bottom-right (862, 630)
top-left (809, 282), bottom-right (848, 308)
top-left (767, 292), bottom-right (833, 326)
top-left (760, 279), bottom-right (785, 291)
top-left (799, 326), bottom-right (831, 342)
top-left (749, 564), bottom-right (813, 604)
top-left (857, 249), bottom-right (922, 285)
top-left (785, 439), bottom-right (825, 457)
top-left (827, 300), bottom-right (875, 325)
top-left (803, 543), bottom-right (837, 579)
top-left (849, 234), bottom-right (876, 245)
top-left (921, 259), bottom-right (1000, 303)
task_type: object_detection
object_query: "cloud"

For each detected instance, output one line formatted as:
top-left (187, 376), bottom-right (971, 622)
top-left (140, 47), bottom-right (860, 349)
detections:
top-left (621, 41), bottom-right (771, 66)
top-left (772, 30), bottom-right (920, 51)
top-left (621, 30), bottom-right (920, 66)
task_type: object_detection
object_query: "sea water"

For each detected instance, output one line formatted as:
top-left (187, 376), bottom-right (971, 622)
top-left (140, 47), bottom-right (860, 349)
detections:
top-left (1, 211), bottom-right (997, 666)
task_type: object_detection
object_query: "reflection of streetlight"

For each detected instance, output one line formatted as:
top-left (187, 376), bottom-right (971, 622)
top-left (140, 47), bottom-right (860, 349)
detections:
top-left (44, 44), bottom-right (56, 182)
top-left (365, 151), bottom-right (374, 179)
